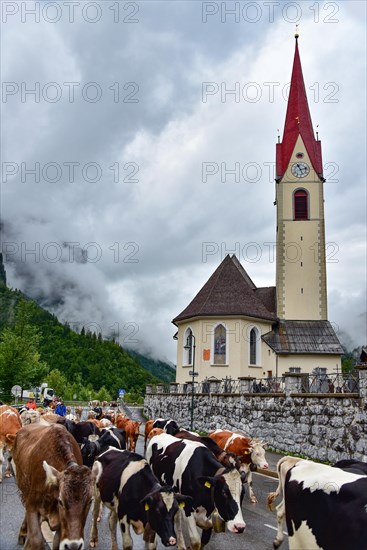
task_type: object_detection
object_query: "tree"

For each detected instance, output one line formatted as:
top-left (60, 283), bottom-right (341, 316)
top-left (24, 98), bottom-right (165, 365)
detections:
top-left (46, 369), bottom-right (69, 397)
top-left (0, 300), bottom-right (48, 401)
top-left (95, 386), bottom-right (112, 402)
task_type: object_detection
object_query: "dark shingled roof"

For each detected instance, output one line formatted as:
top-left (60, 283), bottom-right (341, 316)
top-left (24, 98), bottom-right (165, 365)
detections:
top-left (262, 320), bottom-right (344, 355)
top-left (172, 255), bottom-right (276, 324)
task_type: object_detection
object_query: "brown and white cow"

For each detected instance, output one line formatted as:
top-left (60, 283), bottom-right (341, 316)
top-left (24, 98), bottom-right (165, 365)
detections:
top-left (144, 419), bottom-right (155, 451)
top-left (20, 408), bottom-right (40, 425)
top-left (115, 413), bottom-right (129, 430)
top-left (13, 423), bottom-right (95, 550)
top-left (209, 429), bottom-right (268, 502)
top-left (75, 406), bottom-right (84, 422)
top-left (0, 405), bottom-right (22, 482)
top-left (124, 420), bottom-right (141, 452)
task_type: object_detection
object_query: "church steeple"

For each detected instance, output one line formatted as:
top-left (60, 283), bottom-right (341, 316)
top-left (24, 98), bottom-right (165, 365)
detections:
top-left (275, 35), bottom-right (328, 322)
top-left (276, 35), bottom-right (323, 181)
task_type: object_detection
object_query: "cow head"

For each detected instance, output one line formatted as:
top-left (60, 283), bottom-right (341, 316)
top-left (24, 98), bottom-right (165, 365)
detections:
top-left (43, 461), bottom-right (95, 550)
top-left (80, 439), bottom-right (99, 468)
top-left (93, 407), bottom-right (103, 420)
top-left (140, 486), bottom-right (192, 547)
top-left (250, 439), bottom-right (268, 469)
top-left (198, 469), bottom-right (246, 534)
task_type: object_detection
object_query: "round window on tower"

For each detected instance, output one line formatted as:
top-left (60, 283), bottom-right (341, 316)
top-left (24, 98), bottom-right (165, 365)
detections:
top-left (296, 152), bottom-right (304, 159)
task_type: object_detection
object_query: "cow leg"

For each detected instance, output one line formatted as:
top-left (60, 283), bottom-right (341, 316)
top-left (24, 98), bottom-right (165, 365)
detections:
top-left (18, 514), bottom-right (27, 545)
top-left (89, 489), bottom-right (101, 548)
top-left (186, 514), bottom-right (201, 550)
top-left (174, 508), bottom-right (186, 550)
top-left (5, 450), bottom-right (13, 478)
top-left (200, 527), bottom-right (212, 548)
top-left (108, 509), bottom-right (119, 550)
top-left (0, 444), bottom-right (4, 482)
top-left (247, 470), bottom-right (257, 503)
top-left (98, 500), bottom-right (104, 522)
top-left (24, 509), bottom-right (45, 550)
top-left (143, 523), bottom-right (157, 550)
top-left (52, 529), bottom-right (60, 550)
top-left (119, 515), bottom-right (133, 550)
top-left (273, 500), bottom-right (285, 548)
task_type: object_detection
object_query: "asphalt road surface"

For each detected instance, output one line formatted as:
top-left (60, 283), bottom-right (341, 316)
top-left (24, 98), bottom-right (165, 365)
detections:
top-left (0, 410), bottom-right (289, 549)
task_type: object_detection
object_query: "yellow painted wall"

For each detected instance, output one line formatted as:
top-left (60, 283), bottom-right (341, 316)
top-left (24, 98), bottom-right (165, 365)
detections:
top-left (278, 354), bottom-right (341, 374)
top-left (176, 317), bottom-right (277, 383)
top-left (175, 317), bottom-right (341, 383)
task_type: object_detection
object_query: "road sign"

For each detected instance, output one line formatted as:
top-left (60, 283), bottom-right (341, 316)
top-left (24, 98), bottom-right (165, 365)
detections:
top-left (11, 385), bottom-right (22, 397)
top-left (189, 371), bottom-right (198, 377)
top-left (118, 389), bottom-right (125, 398)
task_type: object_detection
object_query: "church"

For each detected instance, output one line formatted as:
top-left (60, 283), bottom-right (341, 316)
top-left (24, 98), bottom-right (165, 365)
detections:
top-left (173, 34), bottom-right (343, 384)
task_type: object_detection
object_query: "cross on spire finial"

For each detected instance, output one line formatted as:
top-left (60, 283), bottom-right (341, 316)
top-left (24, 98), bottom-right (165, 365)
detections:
top-left (295, 24), bottom-right (299, 40)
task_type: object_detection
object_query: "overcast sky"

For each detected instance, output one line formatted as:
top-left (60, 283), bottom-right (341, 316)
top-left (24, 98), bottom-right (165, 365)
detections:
top-left (1, 0), bottom-right (366, 363)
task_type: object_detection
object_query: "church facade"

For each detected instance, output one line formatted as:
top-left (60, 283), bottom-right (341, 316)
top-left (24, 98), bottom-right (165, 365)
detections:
top-left (173, 35), bottom-right (343, 384)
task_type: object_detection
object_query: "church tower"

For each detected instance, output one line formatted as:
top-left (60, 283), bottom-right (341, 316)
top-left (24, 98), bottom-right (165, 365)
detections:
top-left (173, 32), bottom-right (343, 384)
top-left (275, 33), bottom-right (327, 321)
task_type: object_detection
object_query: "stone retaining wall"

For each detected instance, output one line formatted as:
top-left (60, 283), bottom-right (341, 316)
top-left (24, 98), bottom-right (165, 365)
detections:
top-left (144, 368), bottom-right (367, 463)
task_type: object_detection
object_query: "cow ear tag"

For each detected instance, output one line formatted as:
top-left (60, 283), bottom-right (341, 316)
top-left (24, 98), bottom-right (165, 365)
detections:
top-left (204, 481), bottom-right (211, 489)
top-left (145, 503), bottom-right (150, 511)
top-left (179, 502), bottom-right (185, 508)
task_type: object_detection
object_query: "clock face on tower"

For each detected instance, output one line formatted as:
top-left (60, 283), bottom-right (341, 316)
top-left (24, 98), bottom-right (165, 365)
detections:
top-left (291, 162), bottom-right (310, 178)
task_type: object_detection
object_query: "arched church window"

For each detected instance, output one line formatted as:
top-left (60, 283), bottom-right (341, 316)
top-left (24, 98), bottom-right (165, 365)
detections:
top-left (250, 328), bottom-right (257, 364)
top-left (214, 324), bottom-right (226, 365)
top-left (294, 189), bottom-right (309, 220)
top-left (249, 326), bottom-right (261, 366)
top-left (183, 328), bottom-right (193, 365)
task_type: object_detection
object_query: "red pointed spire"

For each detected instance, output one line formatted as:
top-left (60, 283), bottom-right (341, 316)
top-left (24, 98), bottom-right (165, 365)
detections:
top-left (276, 36), bottom-right (323, 180)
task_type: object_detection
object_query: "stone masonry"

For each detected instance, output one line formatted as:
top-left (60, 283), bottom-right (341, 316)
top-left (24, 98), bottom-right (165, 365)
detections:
top-left (144, 368), bottom-right (367, 463)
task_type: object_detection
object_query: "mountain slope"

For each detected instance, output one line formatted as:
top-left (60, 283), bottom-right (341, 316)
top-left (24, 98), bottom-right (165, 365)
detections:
top-left (0, 282), bottom-right (170, 395)
top-left (128, 350), bottom-right (176, 383)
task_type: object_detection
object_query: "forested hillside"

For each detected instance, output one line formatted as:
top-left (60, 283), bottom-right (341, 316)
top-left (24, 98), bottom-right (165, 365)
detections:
top-left (129, 350), bottom-right (176, 383)
top-left (0, 273), bottom-right (175, 400)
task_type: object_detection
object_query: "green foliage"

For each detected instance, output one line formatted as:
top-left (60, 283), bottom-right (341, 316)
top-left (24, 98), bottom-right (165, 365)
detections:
top-left (0, 284), bottom-right (171, 399)
top-left (95, 386), bottom-right (112, 402)
top-left (124, 391), bottom-right (144, 405)
top-left (0, 300), bottom-right (48, 400)
top-left (46, 369), bottom-right (69, 396)
top-left (342, 352), bottom-right (355, 373)
top-left (128, 350), bottom-right (176, 383)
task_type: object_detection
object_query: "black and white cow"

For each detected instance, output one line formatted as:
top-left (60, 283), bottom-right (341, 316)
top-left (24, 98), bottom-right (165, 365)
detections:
top-left (89, 448), bottom-right (191, 550)
top-left (152, 418), bottom-right (179, 436)
top-left (268, 456), bottom-right (367, 550)
top-left (333, 458), bottom-right (367, 476)
top-left (146, 432), bottom-right (246, 550)
top-left (174, 429), bottom-right (246, 477)
top-left (80, 427), bottom-right (126, 468)
top-left (57, 418), bottom-right (101, 444)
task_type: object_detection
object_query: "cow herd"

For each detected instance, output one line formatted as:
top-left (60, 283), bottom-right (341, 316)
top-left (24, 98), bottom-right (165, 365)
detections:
top-left (0, 403), bottom-right (367, 550)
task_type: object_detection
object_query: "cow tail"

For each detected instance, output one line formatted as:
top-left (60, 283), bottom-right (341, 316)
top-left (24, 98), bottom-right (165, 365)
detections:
top-left (267, 491), bottom-right (278, 511)
top-left (267, 455), bottom-right (288, 511)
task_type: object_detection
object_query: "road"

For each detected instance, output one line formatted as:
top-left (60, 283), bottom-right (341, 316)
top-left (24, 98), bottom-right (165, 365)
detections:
top-left (0, 408), bottom-right (289, 549)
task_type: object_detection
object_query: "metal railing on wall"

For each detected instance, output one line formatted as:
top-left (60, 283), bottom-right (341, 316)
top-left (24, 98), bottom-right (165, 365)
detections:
top-left (300, 372), bottom-right (359, 394)
top-left (149, 371), bottom-right (360, 396)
